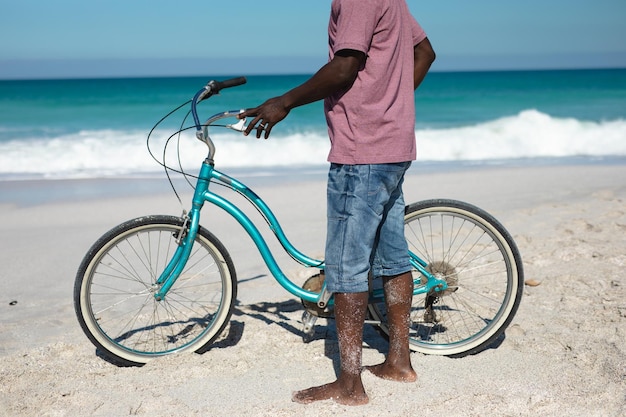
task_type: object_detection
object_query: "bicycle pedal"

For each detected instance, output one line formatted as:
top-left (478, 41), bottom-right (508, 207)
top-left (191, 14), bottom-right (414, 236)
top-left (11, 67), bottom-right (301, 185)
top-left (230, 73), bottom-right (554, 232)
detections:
top-left (301, 311), bottom-right (317, 342)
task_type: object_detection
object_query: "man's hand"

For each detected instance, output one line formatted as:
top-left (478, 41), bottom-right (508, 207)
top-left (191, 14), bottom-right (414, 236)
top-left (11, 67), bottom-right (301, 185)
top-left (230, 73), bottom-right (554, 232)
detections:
top-left (239, 96), bottom-right (290, 139)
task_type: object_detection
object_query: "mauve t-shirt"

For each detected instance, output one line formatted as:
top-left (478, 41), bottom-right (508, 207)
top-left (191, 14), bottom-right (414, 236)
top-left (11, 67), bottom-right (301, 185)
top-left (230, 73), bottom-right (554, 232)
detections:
top-left (324, 0), bottom-right (426, 164)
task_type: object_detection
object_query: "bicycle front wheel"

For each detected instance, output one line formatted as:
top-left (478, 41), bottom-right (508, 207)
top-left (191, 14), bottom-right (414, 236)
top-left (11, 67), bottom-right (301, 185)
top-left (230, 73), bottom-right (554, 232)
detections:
top-left (368, 199), bottom-right (523, 357)
top-left (74, 215), bottom-right (237, 366)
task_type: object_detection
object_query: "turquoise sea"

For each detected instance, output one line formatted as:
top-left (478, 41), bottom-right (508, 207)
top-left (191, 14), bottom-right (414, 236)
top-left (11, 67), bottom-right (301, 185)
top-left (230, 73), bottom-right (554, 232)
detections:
top-left (0, 68), bottom-right (625, 180)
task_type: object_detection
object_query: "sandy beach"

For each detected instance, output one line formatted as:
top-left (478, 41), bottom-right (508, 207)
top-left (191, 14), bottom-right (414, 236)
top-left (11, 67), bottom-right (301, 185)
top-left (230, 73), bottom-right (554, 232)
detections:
top-left (0, 163), bottom-right (624, 416)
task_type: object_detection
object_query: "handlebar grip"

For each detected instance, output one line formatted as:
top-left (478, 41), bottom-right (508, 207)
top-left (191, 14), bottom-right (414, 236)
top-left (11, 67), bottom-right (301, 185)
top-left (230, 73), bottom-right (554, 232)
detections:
top-left (211, 77), bottom-right (247, 93)
top-left (197, 77), bottom-right (247, 103)
top-left (217, 76), bottom-right (247, 90)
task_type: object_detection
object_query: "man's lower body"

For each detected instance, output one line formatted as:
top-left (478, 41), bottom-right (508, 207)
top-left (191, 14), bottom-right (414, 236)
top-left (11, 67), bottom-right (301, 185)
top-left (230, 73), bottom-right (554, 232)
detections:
top-left (292, 162), bottom-right (417, 406)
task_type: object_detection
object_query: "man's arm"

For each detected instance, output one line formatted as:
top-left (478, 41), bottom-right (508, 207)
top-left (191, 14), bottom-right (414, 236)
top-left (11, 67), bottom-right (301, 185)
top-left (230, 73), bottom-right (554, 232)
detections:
top-left (414, 37), bottom-right (435, 90)
top-left (240, 49), bottom-right (365, 138)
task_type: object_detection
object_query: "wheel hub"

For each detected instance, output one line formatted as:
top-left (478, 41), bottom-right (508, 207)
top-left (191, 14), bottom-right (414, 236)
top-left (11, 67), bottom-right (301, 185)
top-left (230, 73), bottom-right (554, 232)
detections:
top-left (426, 260), bottom-right (459, 296)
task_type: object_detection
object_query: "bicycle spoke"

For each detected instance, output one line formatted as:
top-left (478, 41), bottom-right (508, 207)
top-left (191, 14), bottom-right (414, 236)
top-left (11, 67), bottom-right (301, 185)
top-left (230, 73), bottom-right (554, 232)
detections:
top-left (369, 200), bottom-right (522, 356)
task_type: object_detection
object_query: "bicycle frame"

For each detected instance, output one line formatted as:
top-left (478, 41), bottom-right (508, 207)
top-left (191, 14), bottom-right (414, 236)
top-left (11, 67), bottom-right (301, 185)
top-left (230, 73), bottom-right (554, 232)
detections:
top-left (153, 110), bottom-right (448, 306)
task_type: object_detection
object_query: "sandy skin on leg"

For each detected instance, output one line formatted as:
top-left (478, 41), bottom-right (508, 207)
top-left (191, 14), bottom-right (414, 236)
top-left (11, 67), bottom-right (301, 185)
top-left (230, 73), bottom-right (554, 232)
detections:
top-left (366, 272), bottom-right (417, 382)
top-left (292, 292), bottom-right (370, 406)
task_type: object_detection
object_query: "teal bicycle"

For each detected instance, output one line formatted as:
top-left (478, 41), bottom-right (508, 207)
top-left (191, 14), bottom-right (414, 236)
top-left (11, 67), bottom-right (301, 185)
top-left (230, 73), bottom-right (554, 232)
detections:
top-left (74, 78), bottom-right (524, 367)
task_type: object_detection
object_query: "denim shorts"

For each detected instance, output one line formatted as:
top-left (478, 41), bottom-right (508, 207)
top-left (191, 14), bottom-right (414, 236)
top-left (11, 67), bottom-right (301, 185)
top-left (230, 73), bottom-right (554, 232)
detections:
top-left (324, 162), bottom-right (412, 293)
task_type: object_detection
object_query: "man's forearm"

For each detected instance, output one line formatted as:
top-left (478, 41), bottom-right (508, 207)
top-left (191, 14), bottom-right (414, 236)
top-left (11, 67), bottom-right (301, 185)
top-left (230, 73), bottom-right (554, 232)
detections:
top-left (281, 52), bottom-right (364, 110)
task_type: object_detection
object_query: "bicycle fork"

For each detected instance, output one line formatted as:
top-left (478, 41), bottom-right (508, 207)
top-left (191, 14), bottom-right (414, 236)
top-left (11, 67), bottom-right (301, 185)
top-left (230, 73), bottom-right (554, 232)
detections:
top-left (152, 210), bottom-right (197, 301)
top-left (153, 174), bottom-right (210, 301)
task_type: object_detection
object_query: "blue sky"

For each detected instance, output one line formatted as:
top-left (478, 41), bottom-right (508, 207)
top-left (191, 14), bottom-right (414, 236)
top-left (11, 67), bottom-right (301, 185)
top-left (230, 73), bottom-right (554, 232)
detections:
top-left (1, 0), bottom-right (625, 79)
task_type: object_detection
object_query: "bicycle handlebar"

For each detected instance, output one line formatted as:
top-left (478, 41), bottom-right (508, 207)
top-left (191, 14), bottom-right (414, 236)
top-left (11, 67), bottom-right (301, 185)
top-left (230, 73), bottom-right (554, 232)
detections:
top-left (192, 76), bottom-right (247, 136)
top-left (198, 77), bottom-right (247, 102)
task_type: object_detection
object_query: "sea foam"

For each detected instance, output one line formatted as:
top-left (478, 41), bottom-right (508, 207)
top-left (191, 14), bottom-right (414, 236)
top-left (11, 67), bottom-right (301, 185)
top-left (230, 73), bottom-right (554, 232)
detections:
top-left (0, 110), bottom-right (624, 180)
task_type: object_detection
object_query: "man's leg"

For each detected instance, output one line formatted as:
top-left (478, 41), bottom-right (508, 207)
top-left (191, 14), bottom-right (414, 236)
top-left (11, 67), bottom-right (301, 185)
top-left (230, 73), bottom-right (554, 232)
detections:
top-left (292, 291), bottom-right (370, 406)
top-left (367, 271), bottom-right (417, 382)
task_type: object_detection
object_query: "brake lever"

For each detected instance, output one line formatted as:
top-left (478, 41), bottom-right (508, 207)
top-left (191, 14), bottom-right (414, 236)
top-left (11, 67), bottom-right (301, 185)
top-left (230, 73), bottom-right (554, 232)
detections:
top-left (226, 116), bottom-right (247, 132)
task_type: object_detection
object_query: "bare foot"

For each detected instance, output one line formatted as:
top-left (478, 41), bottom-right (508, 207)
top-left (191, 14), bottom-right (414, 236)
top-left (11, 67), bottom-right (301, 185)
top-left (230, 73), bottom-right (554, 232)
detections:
top-left (292, 380), bottom-right (369, 406)
top-left (366, 363), bottom-right (417, 383)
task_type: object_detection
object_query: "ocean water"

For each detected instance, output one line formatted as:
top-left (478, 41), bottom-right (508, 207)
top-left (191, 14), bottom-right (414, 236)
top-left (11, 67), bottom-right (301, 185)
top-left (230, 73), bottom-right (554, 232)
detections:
top-left (0, 68), bottom-right (625, 180)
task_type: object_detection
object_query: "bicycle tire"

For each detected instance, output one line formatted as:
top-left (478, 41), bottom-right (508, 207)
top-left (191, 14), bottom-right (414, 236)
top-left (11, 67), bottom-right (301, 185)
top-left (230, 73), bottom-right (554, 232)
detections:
top-left (368, 199), bottom-right (523, 357)
top-left (74, 215), bottom-right (237, 366)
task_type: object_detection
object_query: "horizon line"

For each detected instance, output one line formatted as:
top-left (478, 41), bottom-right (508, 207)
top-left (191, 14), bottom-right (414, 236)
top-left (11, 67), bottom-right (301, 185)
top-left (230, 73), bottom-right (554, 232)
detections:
top-left (1, 53), bottom-right (625, 81)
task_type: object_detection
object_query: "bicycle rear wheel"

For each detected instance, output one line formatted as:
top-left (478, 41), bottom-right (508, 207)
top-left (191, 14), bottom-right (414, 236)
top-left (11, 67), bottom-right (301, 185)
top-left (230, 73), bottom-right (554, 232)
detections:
top-left (74, 215), bottom-right (236, 366)
top-left (368, 199), bottom-right (523, 357)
